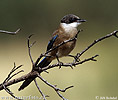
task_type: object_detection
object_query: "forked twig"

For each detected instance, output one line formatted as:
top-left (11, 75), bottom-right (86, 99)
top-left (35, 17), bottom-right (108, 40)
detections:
top-left (4, 63), bottom-right (23, 83)
top-left (34, 79), bottom-right (49, 100)
top-left (35, 30), bottom-right (82, 66)
top-left (37, 74), bottom-right (73, 100)
top-left (27, 34), bottom-right (36, 65)
top-left (2, 84), bottom-right (22, 100)
top-left (0, 28), bottom-right (20, 35)
top-left (0, 30), bottom-right (118, 100)
top-left (78, 30), bottom-right (118, 58)
top-left (2, 63), bottom-right (23, 100)
top-left (42, 55), bottom-right (99, 71)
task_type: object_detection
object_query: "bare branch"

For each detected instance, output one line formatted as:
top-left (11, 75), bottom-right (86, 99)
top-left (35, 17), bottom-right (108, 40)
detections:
top-left (45, 32), bottom-right (78, 55)
top-left (27, 34), bottom-right (36, 65)
top-left (37, 74), bottom-right (73, 100)
top-left (2, 63), bottom-right (24, 100)
top-left (2, 84), bottom-right (22, 100)
top-left (42, 55), bottom-right (99, 71)
top-left (0, 30), bottom-right (117, 100)
top-left (7, 70), bottom-right (24, 82)
top-left (35, 30), bottom-right (82, 67)
top-left (34, 79), bottom-right (48, 100)
top-left (78, 30), bottom-right (118, 58)
top-left (0, 71), bottom-right (38, 91)
top-left (4, 63), bottom-right (23, 83)
top-left (0, 28), bottom-right (20, 35)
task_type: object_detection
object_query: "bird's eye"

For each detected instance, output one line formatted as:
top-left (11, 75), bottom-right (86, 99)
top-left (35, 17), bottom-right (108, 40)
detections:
top-left (70, 18), bottom-right (77, 23)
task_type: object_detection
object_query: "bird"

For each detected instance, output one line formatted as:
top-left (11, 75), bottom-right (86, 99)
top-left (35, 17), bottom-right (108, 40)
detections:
top-left (18, 14), bottom-right (86, 91)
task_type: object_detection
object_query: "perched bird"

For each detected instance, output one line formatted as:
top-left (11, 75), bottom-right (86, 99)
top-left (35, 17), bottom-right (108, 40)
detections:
top-left (18, 14), bottom-right (86, 91)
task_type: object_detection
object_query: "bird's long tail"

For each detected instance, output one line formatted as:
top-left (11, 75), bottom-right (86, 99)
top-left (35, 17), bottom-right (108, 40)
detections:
top-left (37, 56), bottom-right (52, 68)
top-left (18, 57), bottom-right (52, 91)
top-left (18, 76), bottom-right (36, 91)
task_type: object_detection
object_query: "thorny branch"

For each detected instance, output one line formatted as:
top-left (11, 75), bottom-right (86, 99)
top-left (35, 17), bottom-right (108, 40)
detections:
top-left (0, 30), bottom-right (118, 100)
top-left (0, 28), bottom-right (20, 35)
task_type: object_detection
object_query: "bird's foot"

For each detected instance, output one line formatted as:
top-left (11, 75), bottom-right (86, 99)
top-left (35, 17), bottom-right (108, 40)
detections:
top-left (73, 56), bottom-right (80, 63)
top-left (68, 54), bottom-right (80, 64)
top-left (58, 61), bottom-right (63, 69)
top-left (56, 55), bottom-right (63, 69)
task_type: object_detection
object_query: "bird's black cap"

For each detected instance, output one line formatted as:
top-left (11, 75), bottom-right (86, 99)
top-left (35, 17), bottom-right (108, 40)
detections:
top-left (61, 14), bottom-right (86, 24)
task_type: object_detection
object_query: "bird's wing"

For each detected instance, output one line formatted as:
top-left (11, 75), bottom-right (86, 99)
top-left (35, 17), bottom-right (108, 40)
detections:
top-left (46, 35), bottom-right (58, 51)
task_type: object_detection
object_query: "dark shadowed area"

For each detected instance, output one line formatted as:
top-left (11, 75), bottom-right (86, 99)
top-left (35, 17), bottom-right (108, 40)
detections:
top-left (0, 0), bottom-right (118, 100)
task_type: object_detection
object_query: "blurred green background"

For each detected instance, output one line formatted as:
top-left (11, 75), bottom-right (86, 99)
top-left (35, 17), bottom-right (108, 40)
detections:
top-left (0, 0), bottom-right (118, 100)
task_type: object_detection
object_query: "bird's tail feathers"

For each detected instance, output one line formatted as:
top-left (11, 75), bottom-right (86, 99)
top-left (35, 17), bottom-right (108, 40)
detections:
top-left (18, 57), bottom-right (52, 91)
top-left (38, 57), bottom-right (52, 68)
top-left (18, 76), bottom-right (36, 91)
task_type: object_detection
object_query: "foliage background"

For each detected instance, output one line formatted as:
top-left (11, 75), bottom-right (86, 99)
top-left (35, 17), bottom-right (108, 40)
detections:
top-left (0, 0), bottom-right (118, 100)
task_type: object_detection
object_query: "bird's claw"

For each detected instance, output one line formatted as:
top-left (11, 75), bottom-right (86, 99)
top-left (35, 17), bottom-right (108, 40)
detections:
top-left (58, 61), bottom-right (63, 69)
top-left (73, 56), bottom-right (80, 63)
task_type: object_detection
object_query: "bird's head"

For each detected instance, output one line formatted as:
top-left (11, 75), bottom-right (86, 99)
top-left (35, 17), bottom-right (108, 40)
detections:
top-left (61, 14), bottom-right (86, 28)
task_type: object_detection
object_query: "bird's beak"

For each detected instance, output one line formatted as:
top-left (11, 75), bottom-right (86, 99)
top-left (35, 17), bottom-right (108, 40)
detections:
top-left (77, 19), bottom-right (86, 22)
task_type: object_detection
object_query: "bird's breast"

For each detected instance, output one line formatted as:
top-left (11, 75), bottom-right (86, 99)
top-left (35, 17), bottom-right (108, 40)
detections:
top-left (57, 40), bottom-right (76, 57)
top-left (50, 25), bottom-right (78, 58)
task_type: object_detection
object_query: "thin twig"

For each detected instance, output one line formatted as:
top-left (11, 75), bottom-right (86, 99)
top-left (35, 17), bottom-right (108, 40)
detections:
top-left (37, 74), bottom-right (73, 100)
top-left (0, 28), bottom-right (20, 35)
top-left (7, 70), bottom-right (24, 82)
top-left (0, 30), bottom-right (117, 100)
top-left (78, 30), bottom-right (118, 58)
top-left (42, 55), bottom-right (99, 71)
top-left (4, 63), bottom-right (23, 83)
top-left (0, 71), bottom-right (38, 91)
top-left (2, 84), bottom-right (22, 100)
top-left (2, 63), bottom-right (23, 100)
top-left (34, 79), bottom-right (48, 100)
top-left (35, 30), bottom-right (81, 67)
top-left (27, 34), bottom-right (36, 65)
top-left (45, 33), bottom-right (78, 55)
